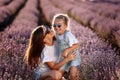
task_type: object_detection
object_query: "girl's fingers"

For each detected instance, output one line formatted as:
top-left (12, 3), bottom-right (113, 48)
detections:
top-left (67, 52), bottom-right (76, 60)
top-left (70, 53), bottom-right (76, 59)
top-left (71, 52), bottom-right (76, 56)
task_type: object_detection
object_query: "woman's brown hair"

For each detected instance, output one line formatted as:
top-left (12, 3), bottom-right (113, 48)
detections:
top-left (24, 26), bottom-right (45, 68)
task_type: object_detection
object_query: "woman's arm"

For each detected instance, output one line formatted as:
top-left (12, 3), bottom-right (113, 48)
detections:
top-left (45, 53), bottom-right (76, 70)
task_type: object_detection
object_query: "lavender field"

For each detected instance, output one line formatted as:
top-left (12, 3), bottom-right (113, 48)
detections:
top-left (0, 0), bottom-right (120, 80)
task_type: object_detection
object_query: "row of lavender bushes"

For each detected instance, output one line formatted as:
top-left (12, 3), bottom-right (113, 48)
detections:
top-left (0, 0), bottom-right (26, 24)
top-left (0, 0), bottom-right (12, 6)
top-left (67, 0), bottom-right (120, 20)
top-left (50, 0), bottom-right (120, 50)
top-left (80, 0), bottom-right (120, 4)
top-left (0, 0), bottom-right (40, 79)
top-left (40, 0), bottom-right (120, 80)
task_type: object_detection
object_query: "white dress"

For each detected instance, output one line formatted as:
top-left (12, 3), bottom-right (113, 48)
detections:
top-left (32, 43), bottom-right (58, 80)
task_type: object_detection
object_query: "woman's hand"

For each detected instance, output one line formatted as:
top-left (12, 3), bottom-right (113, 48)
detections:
top-left (66, 52), bottom-right (76, 61)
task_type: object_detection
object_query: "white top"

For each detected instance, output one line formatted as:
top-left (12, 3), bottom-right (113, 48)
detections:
top-left (34, 43), bottom-right (57, 75)
top-left (58, 31), bottom-right (78, 47)
top-left (41, 45), bottom-right (57, 63)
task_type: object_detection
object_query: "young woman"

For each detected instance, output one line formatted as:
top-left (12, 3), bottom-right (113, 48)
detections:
top-left (52, 14), bottom-right (81, 80)
top-left (24, 25), bottom-right (76, 80)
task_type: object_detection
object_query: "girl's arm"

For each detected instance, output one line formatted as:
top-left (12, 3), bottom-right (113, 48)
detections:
top-left (62, 43), bottom-right (79, 57)
top-left (45, 53), bottom-right (76, 70)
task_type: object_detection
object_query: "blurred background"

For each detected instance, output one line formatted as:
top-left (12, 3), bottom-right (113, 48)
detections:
top-left (0, 0), bottom-right (120, 80)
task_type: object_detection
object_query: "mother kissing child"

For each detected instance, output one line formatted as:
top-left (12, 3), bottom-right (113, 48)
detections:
top-left (24, 25), bottom-right (76, 80)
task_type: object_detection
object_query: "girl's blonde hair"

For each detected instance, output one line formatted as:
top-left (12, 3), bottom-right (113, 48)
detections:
top-left (52, 13), bottom-right (70, 31)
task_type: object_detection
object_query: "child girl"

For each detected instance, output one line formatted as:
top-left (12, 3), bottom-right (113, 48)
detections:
top-left (52, 14), bottom-right (81, 80)
top-left (24, 25), bottom-right (76, 80)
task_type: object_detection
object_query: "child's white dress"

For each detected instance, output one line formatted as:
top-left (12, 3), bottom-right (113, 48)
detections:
top-left (56, 30), bottom-right (81, 72)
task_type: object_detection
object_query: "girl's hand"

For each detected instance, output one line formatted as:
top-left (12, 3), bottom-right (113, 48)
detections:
top-left (62, 49), bottom-right (68, 58)
top-left (66, 52), bottom-right (76, 61)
